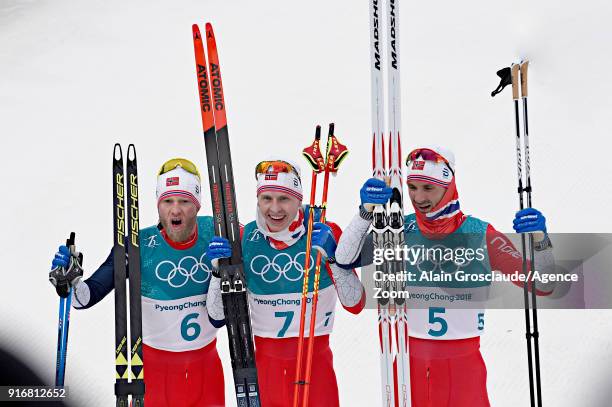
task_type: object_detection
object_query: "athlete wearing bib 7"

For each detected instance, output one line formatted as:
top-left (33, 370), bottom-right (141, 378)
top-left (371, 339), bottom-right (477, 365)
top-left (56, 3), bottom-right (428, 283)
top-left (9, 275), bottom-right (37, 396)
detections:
top-left (207, 158), bottom-right (365, 407)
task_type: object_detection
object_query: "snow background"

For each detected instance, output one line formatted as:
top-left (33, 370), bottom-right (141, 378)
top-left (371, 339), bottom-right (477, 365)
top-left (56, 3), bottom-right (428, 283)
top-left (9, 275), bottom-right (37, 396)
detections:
top-left (1, 0), bottom-right (611, 405)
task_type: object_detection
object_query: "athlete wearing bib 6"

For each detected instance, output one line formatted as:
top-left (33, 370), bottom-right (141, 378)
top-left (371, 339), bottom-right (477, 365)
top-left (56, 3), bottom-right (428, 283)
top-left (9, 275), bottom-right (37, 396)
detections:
top-left (48, 158), bottom-right (225, 407)
top-left (207, 158), bottom-right (366, 407)
top-left (335, 146), bottom-right (555, 407)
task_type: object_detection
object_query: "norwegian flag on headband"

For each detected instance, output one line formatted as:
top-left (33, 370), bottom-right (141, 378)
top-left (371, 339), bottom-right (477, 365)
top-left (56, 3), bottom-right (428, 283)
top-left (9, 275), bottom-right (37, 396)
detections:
top-left (412, 161), bottom-right (425, 170)
top-left (265, 174), bottom-right (278, 181)
top-left (166, 177), bottom-right (179, 186)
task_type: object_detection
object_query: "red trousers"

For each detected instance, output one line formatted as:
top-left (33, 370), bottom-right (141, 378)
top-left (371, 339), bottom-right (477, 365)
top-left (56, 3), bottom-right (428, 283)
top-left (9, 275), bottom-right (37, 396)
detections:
top-left (142, 340), bottom-right (224, 407)
top-left (404, 337), bottom-right (490, 407)
top-left (255, 335), bottom-right (339, 407)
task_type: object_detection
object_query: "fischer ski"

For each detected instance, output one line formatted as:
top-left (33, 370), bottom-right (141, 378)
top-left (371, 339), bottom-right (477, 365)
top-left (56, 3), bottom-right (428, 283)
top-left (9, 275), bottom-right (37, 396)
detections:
top-left (369, 0), bottom-right (411, 405)
top-left (112, 144), bottom-right (145, 407)
top-left (192, 23), bottom-right (261, 407)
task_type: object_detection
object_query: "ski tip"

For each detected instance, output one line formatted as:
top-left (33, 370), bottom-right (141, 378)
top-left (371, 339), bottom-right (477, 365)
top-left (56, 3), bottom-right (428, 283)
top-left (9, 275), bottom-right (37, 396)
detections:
top-left (192, 24), bottom-right (201, 38)
top-left (328, 123), bottom-right (335, 136)
top-left (205, 22), bottom-right (214, 37)
top-left (315, 125), bottom-right (321, 139)
top-left (127, 144), bottom-right (136, 161)
top-left (113, 143), bottom-right (122, 160)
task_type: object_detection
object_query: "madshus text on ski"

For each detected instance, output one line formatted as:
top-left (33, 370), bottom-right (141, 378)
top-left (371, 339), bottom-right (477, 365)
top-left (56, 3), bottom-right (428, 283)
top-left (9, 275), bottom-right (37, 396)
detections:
top-left (46, 8), bottom-right (556, 407)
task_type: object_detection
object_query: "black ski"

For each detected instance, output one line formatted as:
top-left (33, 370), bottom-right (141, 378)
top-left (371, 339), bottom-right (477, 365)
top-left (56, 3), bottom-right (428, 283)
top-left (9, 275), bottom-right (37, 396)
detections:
top-left (113, 143), bottom-right (145, 407)
top-left (192, 23), bottom-right (260, 407)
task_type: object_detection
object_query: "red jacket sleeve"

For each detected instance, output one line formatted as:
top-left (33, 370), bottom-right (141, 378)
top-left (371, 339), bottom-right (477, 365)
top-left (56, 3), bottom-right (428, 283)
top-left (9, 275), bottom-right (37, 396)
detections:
top-left (486, 224), bottom-right (552, 296)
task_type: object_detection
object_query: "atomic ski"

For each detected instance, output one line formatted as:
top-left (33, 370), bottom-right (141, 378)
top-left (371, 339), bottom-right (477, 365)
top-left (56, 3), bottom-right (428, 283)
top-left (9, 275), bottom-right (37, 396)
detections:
top-left (112, 144), bottom-right (145, 407)
top-left (369, 0), bottom-right (411, 405)
top-left (192, 23), bottom-right (261, 407)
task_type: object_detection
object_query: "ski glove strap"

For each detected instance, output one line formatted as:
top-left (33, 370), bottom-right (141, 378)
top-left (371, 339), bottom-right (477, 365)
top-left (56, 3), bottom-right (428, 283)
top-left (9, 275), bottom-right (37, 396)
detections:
top-left (534, 233), bottom-right (553, 251)
top-left (359, 205), bottom-right (373, 221)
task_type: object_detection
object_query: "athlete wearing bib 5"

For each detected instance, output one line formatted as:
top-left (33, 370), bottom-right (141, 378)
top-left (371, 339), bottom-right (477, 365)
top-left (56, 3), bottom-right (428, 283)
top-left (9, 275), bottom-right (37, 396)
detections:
top-left (206, 159), bottom-right (366, 407)
top-left (49, 158), bottom-right (225, 407)
top-left (335, 146), bottom-right (555, 407)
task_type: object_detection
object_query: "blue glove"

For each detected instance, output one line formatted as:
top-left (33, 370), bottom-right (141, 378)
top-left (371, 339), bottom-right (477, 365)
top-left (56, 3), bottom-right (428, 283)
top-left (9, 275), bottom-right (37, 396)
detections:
top-left (50, 244), bottom-right (84, 297)
top-left (360, 178), bottom-right (392, 209)
top-left (207, 236), bottom-right (232, 261)
top-left (513, 208), bottom-right (547, 234)
top-left (311, 222), bottom-right (337, 260)
top-left (52, 245), bottom-right (71, 269)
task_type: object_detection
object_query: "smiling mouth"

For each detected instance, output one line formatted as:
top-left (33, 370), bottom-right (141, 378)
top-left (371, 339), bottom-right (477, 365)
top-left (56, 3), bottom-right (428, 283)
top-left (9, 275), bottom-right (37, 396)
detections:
top-left (268, 214), bottom-right (286, 222)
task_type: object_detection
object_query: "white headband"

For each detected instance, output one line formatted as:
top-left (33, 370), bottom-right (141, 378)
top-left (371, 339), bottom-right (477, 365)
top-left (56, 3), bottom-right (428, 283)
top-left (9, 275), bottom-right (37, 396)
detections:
top-left (156, 167), bottom-right (202, 210)
top-left (256, 172), bottom-right (303, 201)
top-left (406, 145), bottom-right (455, 188)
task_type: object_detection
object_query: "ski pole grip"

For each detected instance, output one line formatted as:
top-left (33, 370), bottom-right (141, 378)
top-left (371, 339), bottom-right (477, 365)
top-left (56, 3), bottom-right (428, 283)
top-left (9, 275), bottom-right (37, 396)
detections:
top-left (302, 126), bottom-right (325, 172)
top-left (324, 124), bottom-right (349, 173)
top-left (520, 60), bottom-right (529, 97)
top-left (511, 64), bottom-right (520, 100)
top-left (66, 232), bottom-right (75, 254)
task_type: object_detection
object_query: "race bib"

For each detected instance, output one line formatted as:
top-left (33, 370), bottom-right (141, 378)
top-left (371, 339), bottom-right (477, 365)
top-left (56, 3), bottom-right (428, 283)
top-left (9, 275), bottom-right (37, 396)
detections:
top-left (142, 294), bottom-right (218, 351)
top-left (248, 286), bottom-right (337, 338)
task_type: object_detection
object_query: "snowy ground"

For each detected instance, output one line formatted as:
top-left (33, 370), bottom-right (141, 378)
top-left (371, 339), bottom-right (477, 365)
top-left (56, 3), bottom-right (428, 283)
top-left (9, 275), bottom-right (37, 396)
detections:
top-left (1, 0), bottom-right (611, 406)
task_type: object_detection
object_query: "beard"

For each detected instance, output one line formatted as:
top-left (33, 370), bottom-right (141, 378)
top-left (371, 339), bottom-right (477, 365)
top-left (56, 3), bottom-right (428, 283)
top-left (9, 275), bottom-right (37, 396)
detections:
top-left (160, 216), bottom-right (197, 243)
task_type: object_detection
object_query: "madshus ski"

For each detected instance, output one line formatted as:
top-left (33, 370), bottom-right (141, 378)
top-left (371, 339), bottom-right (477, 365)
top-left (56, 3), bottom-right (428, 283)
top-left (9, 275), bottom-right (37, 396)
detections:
top-left (192, 23), bottom-right (261, 407)
top-left (113, 144), bottom-right (145, 407)
top-left (369, 0), bottom-right (411, 405)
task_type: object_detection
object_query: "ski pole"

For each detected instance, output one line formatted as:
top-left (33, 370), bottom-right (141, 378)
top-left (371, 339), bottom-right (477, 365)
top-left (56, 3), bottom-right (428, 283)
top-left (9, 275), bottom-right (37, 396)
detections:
top-left (520, 60), bottom-right (543, 407)
top-left (301, 124), bottom-right (348, 407)
top-left (293, 125), bottom-right (324, 407)
top-left (293, 124), bottom-right (348, 407)
top-left (491, 61), bottom-right (542, 407)
top-left (54, 232), bottom-right (75, 387)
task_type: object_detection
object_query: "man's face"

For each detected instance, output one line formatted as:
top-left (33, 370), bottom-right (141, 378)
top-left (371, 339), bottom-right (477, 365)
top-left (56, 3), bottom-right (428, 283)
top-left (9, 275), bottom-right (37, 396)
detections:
top-left (158, 196), bottom-right (198, 242)
top-left (408, 181), bottom-right (447, 213)
top-left (257, 191), bottom-right (301, 232)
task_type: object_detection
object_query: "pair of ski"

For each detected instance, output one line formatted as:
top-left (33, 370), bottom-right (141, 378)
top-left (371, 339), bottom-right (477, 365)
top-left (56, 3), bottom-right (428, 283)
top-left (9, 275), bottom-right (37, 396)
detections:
top-left (293, 123), bottom-right (349, 407)
top-left (369, 0), bottom-right (412, 406)
top-left (112, 144), bottom-right (145, 407)
top-left (492, 61), bottom-right (543, 407)
top-left (192, 23), bottom-right (261, 407)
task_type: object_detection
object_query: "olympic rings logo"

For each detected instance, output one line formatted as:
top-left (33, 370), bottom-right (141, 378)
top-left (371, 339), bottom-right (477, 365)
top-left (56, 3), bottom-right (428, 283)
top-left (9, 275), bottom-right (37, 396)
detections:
top-left (250, 252), bottom-right (314, 283)
top-left (155, 253), bottom-right (212, 288)
top-left (413, 244), bottom-right (474, 275)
